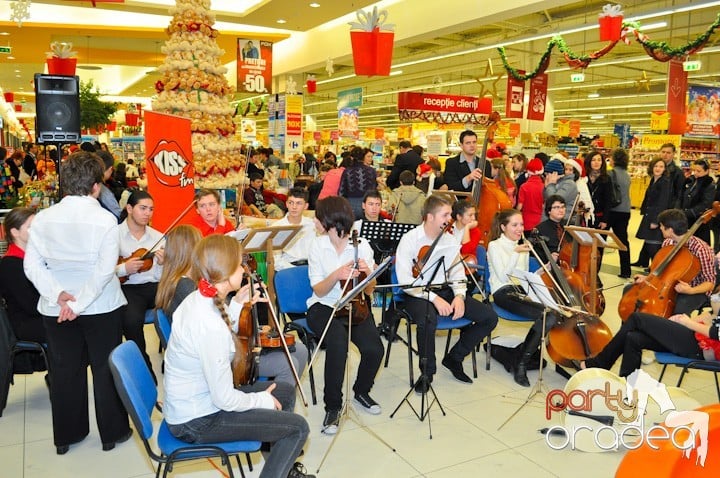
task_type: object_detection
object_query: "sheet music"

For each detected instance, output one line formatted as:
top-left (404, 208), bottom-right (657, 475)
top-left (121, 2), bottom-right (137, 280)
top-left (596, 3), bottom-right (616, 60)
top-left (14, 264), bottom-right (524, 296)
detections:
top-left (508, 269), bottom-right (560, 312)
top-left (225, 228), bottom-right (250, 241)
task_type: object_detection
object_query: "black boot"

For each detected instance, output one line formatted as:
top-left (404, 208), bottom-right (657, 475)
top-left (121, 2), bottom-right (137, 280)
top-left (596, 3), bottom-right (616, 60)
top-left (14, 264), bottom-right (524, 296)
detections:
top-left (513, 327), bottom-right (542, 387)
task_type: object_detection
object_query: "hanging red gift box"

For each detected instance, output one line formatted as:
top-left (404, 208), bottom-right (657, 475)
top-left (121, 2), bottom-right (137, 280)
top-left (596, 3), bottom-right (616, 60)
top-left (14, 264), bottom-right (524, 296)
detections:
top-left (125, 113), bottom-right (139, 126)
top-left (350, 29), bottom-right (394, 76)
top-left (3, 92), bottom-right (14, 103)
top-left (47, 57), bottom-right (77, 76)
top-left (306, 75), bottom-right (317, 94)
top-left (598, 4), bottom-right (624, 42)
top-left (14, 104), bottom-right (21, 112)
top-left (106, 121), bottom-right (117, 132)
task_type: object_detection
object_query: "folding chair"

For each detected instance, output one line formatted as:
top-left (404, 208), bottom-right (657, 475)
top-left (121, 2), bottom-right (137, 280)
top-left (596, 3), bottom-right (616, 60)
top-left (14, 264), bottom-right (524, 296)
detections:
top-left (655, 351), bottom-right (720, 401)
top-left (109, 341), bottom-right (260, 478)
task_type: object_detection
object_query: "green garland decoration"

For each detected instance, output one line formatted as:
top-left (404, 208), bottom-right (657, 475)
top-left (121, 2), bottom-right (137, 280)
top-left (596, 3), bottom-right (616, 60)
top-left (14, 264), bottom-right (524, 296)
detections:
top-left (633, 12), bottom-right (720, 61)
top-left (497, 46), bottom-right (553, 81)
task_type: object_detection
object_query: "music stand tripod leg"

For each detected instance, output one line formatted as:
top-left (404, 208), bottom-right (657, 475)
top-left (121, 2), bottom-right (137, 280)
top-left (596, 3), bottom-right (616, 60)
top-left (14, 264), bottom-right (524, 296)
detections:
top-left (314, 270), bottom-right (396, 474)
top-left (389, 258), bottom-right (446, 439)
top-left (498, 308), bottom-right (550, 431)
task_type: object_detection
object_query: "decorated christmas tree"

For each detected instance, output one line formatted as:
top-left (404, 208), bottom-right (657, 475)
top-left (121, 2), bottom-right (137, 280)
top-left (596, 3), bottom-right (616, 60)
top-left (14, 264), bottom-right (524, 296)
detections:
top-left (153, 0), bottom-right (244, 188)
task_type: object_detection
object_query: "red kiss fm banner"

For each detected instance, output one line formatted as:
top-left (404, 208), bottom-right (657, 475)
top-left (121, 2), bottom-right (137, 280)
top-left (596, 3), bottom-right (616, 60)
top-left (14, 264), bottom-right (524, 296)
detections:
top-left (237, 39), bottom-right (273, 94)
top-left (144, 111), bottom-right (196, 231)
top-left (527, 73), bottom-right (548, 121)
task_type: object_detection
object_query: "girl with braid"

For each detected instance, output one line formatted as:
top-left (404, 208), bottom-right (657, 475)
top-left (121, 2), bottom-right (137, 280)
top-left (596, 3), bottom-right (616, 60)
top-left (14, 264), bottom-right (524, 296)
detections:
top-left (163, 235), bottom-right (313, 478)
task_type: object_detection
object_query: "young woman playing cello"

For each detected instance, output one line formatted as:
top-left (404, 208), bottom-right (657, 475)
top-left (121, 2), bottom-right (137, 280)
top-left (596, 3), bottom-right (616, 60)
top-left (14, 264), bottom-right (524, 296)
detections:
top-left (486, 209), bottom-right (559, 386)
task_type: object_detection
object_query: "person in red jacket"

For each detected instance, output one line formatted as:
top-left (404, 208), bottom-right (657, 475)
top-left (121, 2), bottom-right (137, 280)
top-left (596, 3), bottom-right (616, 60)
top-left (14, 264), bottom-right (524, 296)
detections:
top-left (516, 158), bottom-right (545, 233)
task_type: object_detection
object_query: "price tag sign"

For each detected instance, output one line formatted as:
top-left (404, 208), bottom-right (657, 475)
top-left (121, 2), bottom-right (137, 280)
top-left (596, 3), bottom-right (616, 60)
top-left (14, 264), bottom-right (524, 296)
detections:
top-left (237, 39), bottom-right (273, 94)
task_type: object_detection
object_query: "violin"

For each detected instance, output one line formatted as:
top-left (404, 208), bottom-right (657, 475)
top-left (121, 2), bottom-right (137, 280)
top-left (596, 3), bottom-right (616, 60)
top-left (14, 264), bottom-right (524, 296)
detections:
top-left (525, 232), bottom-right (612, 367)
top-left (618, 201), bottom-right (720, 321)
top-left (337, 230), bottom-right (371, 324)
top-left (231, 266), bottom-right (261, 387)
top-left (117, 200), bottom-right (198, 284)
top-left (117, 248), bottom-right (154, 284)
top-left (413, 222), bottom-right (451, 278)
top-left (557, 200), bottom-right (606, 315)
top-left (470, 112), bottom-right (512, 246)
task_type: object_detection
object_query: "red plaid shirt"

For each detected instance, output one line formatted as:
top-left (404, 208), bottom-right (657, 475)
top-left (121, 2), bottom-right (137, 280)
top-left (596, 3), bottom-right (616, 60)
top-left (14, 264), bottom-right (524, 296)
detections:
top-left (662, 236), bottom-right (716, 294)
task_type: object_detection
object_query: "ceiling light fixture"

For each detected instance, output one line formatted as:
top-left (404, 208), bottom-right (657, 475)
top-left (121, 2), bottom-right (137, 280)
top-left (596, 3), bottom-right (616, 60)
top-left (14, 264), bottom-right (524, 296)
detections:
top-left (277, 19), bottom-right (287, 24)
top-left (590, 115), bottom-right (606, 119)
top-left (587, 92), bottom-right (600, 98)
top-left (309, 2), bottom-right (320, 7)
top-left (390, 70), bottom-right (403, 76)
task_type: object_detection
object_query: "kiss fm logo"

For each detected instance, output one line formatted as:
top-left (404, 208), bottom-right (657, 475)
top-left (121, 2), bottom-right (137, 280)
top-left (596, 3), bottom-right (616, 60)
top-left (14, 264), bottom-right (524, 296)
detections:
top-left (147, 140), bottom-right (194, 188)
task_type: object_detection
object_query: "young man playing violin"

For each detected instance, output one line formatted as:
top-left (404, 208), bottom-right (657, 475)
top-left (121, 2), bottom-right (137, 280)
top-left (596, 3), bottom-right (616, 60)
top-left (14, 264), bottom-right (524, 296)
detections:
top-left (627, 208), bottom-right (716, 315)
top-left (116, 190), bottom-right (164, 380)
top-left (534, 195), bottom-right (568, 263)
top-left (191, 188), bottom-right (236, 236)
top-left (395, 196), bottom-right (498, 391)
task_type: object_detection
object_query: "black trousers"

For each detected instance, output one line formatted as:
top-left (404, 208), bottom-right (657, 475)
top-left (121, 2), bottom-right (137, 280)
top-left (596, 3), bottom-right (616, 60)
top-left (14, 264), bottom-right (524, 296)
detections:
top-left (307, 303), bottom-right (384, 411)
top-left (43, 308), bottom-right (130, 447)
top-left (403, 287), bottom-right (498, 376)
top-left (587, 312), bottom-right (702, 377)
top-left (121, 282), bottom-right (157, 375)
top-left (607, 211), bottom-right (631, 277)
top-left (492, 285), bottom-right (559, 342)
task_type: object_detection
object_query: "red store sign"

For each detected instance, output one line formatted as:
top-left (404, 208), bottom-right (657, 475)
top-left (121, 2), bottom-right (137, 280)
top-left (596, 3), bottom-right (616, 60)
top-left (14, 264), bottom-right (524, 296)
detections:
top-left (398, 92), bottom-right (492, 124)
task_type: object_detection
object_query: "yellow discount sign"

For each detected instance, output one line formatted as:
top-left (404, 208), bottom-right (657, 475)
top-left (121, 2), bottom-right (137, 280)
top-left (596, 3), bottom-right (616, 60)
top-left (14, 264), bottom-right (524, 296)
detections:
top-left (650, 111), bottom-right (670, 131)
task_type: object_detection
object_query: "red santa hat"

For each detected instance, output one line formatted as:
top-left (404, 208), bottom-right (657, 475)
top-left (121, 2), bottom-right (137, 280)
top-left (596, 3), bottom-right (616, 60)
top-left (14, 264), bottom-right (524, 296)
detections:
top-left (526, 158), bottom-right (544, 175)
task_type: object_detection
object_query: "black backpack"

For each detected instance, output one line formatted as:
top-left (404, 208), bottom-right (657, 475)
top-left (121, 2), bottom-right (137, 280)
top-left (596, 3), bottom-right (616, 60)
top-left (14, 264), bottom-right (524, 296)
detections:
top-left (608, 170), bottom-right (622, 208)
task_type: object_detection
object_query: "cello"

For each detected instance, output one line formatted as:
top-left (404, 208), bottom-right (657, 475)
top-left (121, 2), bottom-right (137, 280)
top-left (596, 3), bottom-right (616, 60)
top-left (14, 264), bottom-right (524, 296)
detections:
top-left (231, 269), bottom-right (261, 387)
top-left (557, 200), bottom-right (606, 315)
top-left (525, 232), bottom-right (612, 367)
top-left (470, 112), bottom-right (513, 247)
top-left (618, 202), bottom-right (720, 321)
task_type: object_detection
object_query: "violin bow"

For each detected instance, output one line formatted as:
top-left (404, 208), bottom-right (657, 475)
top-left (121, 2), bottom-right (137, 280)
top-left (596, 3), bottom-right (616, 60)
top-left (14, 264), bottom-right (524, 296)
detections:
top-left (140, 199), bottom-right (197, 260)
top-left (252, 271), bottom-right (309, 407)
top-left (523, 232), bottom-right (571, 306)
top-left (235, 148), bottom-right (252, 230)
top-left (556, 193), bottom-right (581, 253)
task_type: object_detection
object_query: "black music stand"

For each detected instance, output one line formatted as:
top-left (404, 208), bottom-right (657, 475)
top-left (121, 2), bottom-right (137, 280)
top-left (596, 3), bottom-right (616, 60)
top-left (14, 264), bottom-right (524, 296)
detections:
top-left (390, 245), bottom-right (460, 439)
top-left (307, 256), bottom-right (396, 473)
top-left (359, 221), bottom-right (415, 337)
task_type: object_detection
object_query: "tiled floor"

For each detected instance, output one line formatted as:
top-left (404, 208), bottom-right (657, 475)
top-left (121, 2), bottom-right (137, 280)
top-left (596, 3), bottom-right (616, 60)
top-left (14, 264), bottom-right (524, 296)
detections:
top-left (3, 210), bottom-right (719, 477)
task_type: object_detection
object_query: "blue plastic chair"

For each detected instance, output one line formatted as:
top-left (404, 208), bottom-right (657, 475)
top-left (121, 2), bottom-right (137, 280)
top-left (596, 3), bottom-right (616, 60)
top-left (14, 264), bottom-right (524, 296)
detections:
top-left (384, 265), bottom-right (478, 386)
top-left (655, 351), bottom-right (720, 401)
top-left (109, 341), bottom-right (260, 478)
top-left (273, 265), bottom-right (317, 405)
top-left (154, 309), bottom-right (172, 351)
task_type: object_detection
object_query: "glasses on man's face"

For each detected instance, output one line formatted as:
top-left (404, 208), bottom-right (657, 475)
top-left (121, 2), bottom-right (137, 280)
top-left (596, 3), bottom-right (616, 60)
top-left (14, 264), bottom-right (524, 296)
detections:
top-left (551, 205), bottom-right (566, 210)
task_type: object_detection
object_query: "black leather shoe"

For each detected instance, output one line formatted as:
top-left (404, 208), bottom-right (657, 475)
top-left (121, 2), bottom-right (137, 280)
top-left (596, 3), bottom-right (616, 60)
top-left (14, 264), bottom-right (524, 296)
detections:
top-left (56, 445), bottom-right (69, 455)
top-left (102, 429), bottom-right (133, 451)
top-left (441, 356), bottom-right (472, 383)
top-left (414, 376), bottom-right (432, 394)
top-left (617, 273), bottom-right (631, 279)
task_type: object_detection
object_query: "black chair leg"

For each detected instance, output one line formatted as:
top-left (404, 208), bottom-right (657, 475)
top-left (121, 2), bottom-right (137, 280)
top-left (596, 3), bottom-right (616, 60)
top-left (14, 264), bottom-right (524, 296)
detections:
top-left (485, 335), bottom-right (491, 371)
top-left (658, 364), bottom-right (668, 382)
top-left (236, 454), bottom-right (246, 478)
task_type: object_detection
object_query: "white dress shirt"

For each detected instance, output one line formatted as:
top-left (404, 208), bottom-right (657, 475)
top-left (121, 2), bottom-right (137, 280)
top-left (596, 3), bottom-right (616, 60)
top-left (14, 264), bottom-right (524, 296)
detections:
top-left (163, 291), bottom-right (276, 425)
top-left (395, 225), bottom-right (464, 302)
top-left (24, 195), bottom-right (127, 315)
top-left (307, 234), bottom-right (375, 309)
top-left (272, 215), bottom-right (316, 270)
top-left (116, 220), bottom-right (164, 284)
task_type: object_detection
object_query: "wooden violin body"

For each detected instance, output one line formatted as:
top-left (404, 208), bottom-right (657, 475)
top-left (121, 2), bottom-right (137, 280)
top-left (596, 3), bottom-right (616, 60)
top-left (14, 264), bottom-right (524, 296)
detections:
top-left (617, 246), bottom-right (699, 321)
top-left (232, 274), bottom-right (261, 387)
top-left (617, 201), bottom-right (720, 321)
top-left (258, 328), bottom-right (296, 348)
top-left (117, 248), bottom-right (154, 284)
top-left (337, 231), bottom-right (370, 324)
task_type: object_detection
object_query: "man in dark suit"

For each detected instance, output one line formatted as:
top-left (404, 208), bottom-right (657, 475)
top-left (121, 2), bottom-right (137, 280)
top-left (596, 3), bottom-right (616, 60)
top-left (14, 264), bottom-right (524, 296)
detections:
top-left (386, 140), bottom-right (423, 189)
top-left (23, 143), bottom-right (38, 180)
top-left (443, 130), bottom-right (493, 193)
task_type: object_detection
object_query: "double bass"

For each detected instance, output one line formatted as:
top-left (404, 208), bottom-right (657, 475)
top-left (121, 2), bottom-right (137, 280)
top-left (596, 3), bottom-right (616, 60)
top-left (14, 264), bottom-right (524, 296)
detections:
top-left (470, 112), bottom-right (512, 246)
top-left (618, 202), bottom-right (720, 321)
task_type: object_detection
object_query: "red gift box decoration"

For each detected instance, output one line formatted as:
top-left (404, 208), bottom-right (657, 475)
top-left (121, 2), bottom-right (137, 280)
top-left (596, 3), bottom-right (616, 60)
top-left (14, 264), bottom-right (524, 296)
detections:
top-left (306, 75), bottom-right (317, 94)
top-left (350, 29), bottom-right (394, 76)
top-left (107, 121), bottom-right (117, 132)
top-left (14, 104), bottom-right (21, 112)
top-left (3, 92), bottom-right (14, 103)
top-left (598, 4), bottom-right (623, 42)
top-left (47, 57), bottom-right (77, 76)
top-left (125, 113), bottom-right (139, 126)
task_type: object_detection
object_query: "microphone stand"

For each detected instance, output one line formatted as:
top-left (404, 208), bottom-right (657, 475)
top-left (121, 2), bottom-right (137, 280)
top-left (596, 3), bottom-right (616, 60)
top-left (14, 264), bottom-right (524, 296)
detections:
top-left (390, 255), bottom-right (447, 439)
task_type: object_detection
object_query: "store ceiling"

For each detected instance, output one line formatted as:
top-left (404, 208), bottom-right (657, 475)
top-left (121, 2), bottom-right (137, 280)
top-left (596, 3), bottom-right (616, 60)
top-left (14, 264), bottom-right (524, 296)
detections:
top-left (1, 0), bottom-right (720, 139)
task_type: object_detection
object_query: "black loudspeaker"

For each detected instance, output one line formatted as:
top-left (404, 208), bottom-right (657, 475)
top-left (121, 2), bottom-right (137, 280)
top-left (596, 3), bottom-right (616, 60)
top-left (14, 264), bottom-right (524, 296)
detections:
top-left (34, 74), bottom-right (81, 143)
